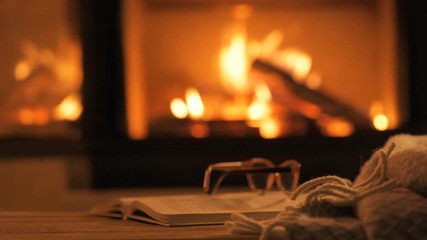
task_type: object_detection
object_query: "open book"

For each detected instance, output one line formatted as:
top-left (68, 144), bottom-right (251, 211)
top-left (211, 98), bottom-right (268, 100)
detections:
top-left (90, 191), bottom-right (288, 226)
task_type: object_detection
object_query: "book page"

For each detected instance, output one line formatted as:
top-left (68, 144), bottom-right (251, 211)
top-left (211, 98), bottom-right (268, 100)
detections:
top-left (125, 191), bottom-right (288, 215)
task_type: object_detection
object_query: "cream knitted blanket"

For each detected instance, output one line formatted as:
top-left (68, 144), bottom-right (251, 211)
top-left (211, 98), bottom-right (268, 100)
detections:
top-left (226, 134), bottom-right (427, 239)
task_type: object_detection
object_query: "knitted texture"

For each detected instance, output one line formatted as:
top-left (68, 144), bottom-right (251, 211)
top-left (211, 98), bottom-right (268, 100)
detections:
top-left (227, 134), bottom-right (427, 239)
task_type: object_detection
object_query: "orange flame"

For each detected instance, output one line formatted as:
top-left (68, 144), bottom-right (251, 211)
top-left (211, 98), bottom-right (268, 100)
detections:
top-left (373, 114), bottom-right (389, 131)
top-left (170, 98), bottom-right (188, 119)
top-left (319, 117), bottom-right (354, 137)
top-left (185, 88), bottom-right (204, 120)
top-left (54, 94), bottom-right (83, 121)
top-left (14, 60), bottom-right (31, 81)
top-left (170, 88), bottom-right (205, 120)
top-left (259, 118), bottom-right (281, 139)
top-left (219, 34), bottom-right (248, 94)
top-left (370, 102), bottom-right (389, 131)
top-left (272, 48), bottom-right (312, 81)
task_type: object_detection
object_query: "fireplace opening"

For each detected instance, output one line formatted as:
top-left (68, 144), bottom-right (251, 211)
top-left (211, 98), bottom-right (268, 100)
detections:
top-left (1, 0), bottom-right (426, 188)
top-left (122, 0), bottom-right (406, 140)
top-left (0, 0), bottom-right (409, 141)
top-left (0, 0), bottom-right (82, 140)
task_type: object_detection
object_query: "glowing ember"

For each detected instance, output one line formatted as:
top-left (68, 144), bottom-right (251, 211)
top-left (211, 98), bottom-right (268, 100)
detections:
top-left (373, 114), bottom-right (389, 131)
top-left (18, 107), bottom-right (50, 126)
top-left (254, 83), bottom-right (272, 102)
top-left (370, 102), bottom-right (389, 131)
top-left (258, 30), bottom-right (284, 59)
top-left (185, 88), bottom-right (204, 120)
top-left (306, 72), bottom-right (322, 90)
top-left (221, 97), bottom-right (248, 121)
top-left (14, 60), bottom-right (31, 81)
top-left (247, 83), bottom-right (273, 127)
top-left (189, 123), bottom-right (209, 138)
top-left (248, 99), bottom-right (270, 121)
top-left (272, 48), bottom-right (312, 81)
top-left (320, 117), bottom-right (354, 137)
top-left (18, 108), bottom-right (35, 125)
top-left (219, 34), bottom-right (249, 94)
top-left (259, 118), bottom-right (281, 139)
top-left (170, 98), bottom-right (188, 119)
top-left (219, 4), bottom-right (252, 95)
top-left (54, 94), bottom-right (83, 121)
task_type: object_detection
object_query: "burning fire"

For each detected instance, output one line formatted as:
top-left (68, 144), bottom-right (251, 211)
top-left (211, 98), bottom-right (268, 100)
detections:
top-left (53, 94), bottom-right (83, 121)
top-left (9, 41), bottom-right (83, 129)
top-left (168, 4), bottom-right (393, 139)
top-left (170, 88), bottom-right (205, 120)
top-left (373, 114), bottom-right (389, 131)
top-left (271, 48), bottom-right (313, 82)
top-left (14, 60), bottom-right (31, 81)
top-left (370, 102), bottom-right (389, 131)
top-left (185, 88), bottom-right (205, 119)
top-left (318, 116), bottom-right (354, 137)
top-left (219, 5), bottom-right (251, 95)
top-left (170, 4), bottom-right (321, 139)
top-left (18, 107), bottom-right (50, 126)
top-left (247, 83), bottom-right (273, 123)
top-left (170, 98), bottom-right (188, 119)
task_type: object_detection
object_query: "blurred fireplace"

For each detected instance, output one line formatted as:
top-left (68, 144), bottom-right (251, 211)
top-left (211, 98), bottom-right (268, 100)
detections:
top-left (0, 0), bottom-right (82, 139)
top-left (122, 0), bottom-right (404, 139)
top-left (1, 0), bottom-right (426, 187)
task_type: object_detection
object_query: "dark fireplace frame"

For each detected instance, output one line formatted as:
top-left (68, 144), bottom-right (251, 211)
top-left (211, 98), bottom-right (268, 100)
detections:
top-left (1, 0), bottom-right (426, 189)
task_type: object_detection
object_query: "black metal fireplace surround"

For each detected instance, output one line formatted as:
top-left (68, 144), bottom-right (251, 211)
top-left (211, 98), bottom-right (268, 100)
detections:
top-left (1, 0), bottom-right (427, 188)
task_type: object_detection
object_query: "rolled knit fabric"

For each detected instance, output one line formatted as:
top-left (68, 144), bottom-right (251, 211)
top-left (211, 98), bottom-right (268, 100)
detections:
top-left (356, 134), bottom-right (427, 196)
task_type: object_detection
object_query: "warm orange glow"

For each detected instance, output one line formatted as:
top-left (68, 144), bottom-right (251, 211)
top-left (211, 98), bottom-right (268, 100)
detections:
top-left (185, 88), bottom-right (204, 120)
top-left (14, 60), bottom-right (31, 81)
top-left (248, 83), bottom-right (273, 121)
top-left (219, 5), bottom-right (251, 95)
top-left (33, 107), bottom-right (50, 125)
top-left (54, 94), bottom-right (83, 121)
top-left (254, 83), bottom-right (272, 102)
top-left (18, 108), bottom-right (34, 125)
top-left (248, 100), bottom-right (270, 121)
top-left (369, 101), bottom-right (384, 118)
top-left (170, 98), bottom-right (188, 119)
top-left (18, 107), bottom-right (50, 126)
top-left (221, 98), bottom-right (248, 121)
top-left (306, 72), bottom-right (322, 90)
top-left (272, 48), bottom-right (312, 81)
top-left (257, 30), bottom-right (284, 59)
top-left (189, 123), bottom-right (209, 138)
top-left (373, 114), bottom-right (389, 131)
top-left (321, 118), bottom-right (354, 137)
top-left (39, 49), bottom-right (55, 65)
top-left (232, 4), bottom-right (252, 20)
top-left (370, 102), bottom-right (390, 131)
top-left (259, 118), bottom-right (281, 139)
top-left (123, 0), bottom-right (148, 139)
top-left (220, 34), bottom-right (248, 94)
top-left (299, 103), bottom-right (322, 120)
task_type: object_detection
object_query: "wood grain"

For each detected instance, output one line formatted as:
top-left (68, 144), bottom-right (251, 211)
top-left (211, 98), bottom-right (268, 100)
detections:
top-left (0, 212), bottom-right (256, 240)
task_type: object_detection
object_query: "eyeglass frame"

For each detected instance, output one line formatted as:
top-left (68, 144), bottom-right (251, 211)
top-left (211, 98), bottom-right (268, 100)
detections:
top-left (203, 158), bottom-right (301, 194)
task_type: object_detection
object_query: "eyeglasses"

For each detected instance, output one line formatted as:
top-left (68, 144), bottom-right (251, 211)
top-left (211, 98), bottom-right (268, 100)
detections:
top-left (203, 158), bottom-right (301, 194)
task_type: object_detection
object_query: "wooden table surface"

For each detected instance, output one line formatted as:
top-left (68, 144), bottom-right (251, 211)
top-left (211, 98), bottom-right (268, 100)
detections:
top-left (0, 212), bottom-right (257, 240)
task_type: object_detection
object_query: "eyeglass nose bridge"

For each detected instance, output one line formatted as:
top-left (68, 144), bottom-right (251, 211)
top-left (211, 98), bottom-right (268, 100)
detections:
top-left (244, 158), bottom-right (276, 192)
